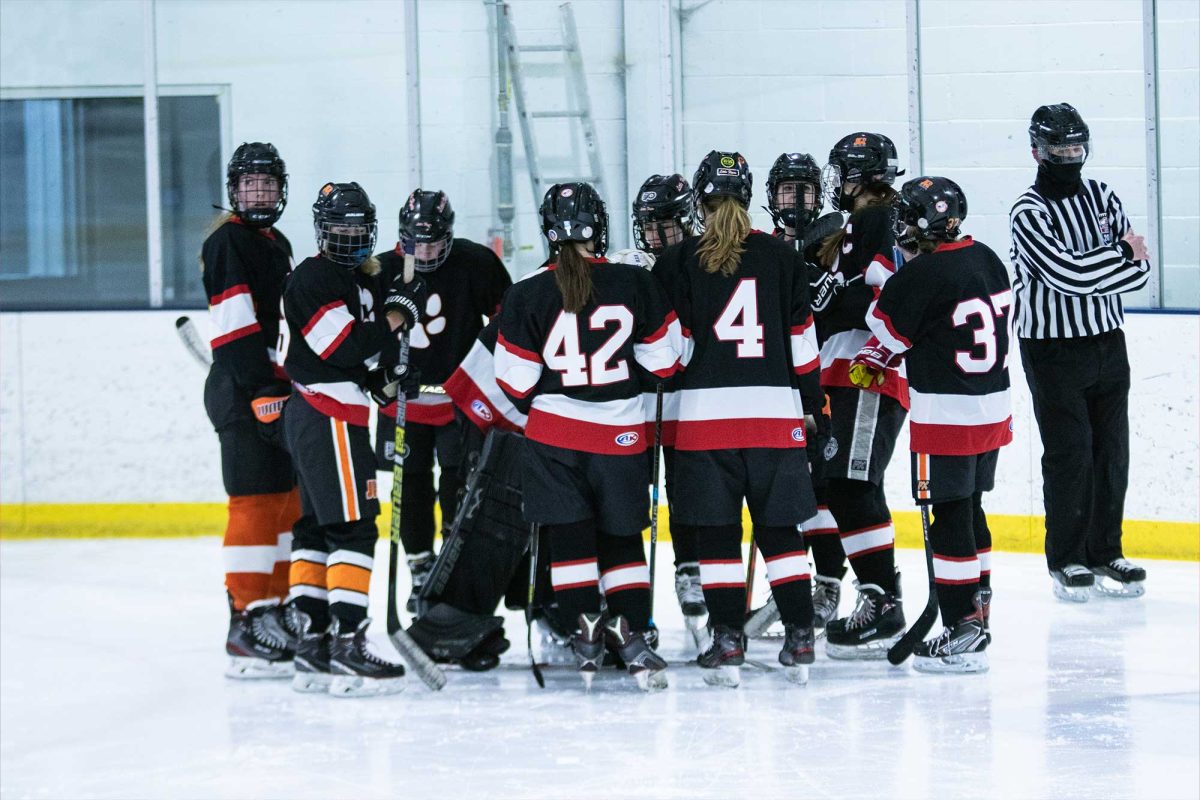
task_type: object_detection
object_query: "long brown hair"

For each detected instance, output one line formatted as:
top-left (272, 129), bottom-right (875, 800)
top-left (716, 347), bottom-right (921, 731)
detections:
top-left (817, 182), bottom-right (898, 269)
top-left (696, 197), bottom-right (750, 276)
top-left (554, 243), bottom-right (594, 314)
top-left (198, 211), bottom-right (234, 273)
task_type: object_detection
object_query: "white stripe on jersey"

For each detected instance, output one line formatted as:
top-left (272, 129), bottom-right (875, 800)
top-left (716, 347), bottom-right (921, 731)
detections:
top-left (294, 380), bottom-right (371, 413)
top-left (210, 285), bottom-right (258, 341)
top-left (302, 301), bottom-right (355, 359)
top-left (678, 385), bottom-right (803, 422)
top-left (494, 337), bottom-right (543, 397)
top-left (790, 320), bottom-right (820, 372)
top-left (908, 388), bottom-right (1011, 427)
top-left (532, 393), bottom-right (646, 429)
top-left (641, 389), bottom-right (680, 424)
top-left (820, 329), bottom-right (871, 367)
top-left (634, 315), bottom-right (686, 377)
top-left (456, 339), bottom-right (528, 429)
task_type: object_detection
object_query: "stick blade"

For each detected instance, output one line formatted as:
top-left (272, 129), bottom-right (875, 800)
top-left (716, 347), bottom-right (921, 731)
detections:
top-left (389, 627), bottom-right (447, 691)
top-left (886, 603), bottom-right (938, 665)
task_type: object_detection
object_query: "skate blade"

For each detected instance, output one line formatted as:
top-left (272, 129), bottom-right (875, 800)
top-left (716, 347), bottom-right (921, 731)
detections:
top-left (784, 664), bottom-right (809, 686)
top-left (580, 669), bottom-right (597, 691)
top-left (291, 671), bottom-right (332, 693)
top-left (633, 668), bottom-right (668, 692)
top-left (329, 674), bottom-right (406, 698)
top-left (225, 657), bottom-right (295, 679)
top-left (1052, 581), bottom-right (1092, 603)
top-left (825, 634), bottom-right (902, 661)
top-left (912, 651), bottom-right (989, 675)
top-left (702, 665), bottom-right (740, 688)
top-left (1091, 576), bottom-right (1145, 598)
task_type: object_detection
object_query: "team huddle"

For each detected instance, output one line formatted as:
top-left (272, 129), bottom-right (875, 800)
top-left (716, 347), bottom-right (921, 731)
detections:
top-left (203, 107), bottom-right (1146, 697)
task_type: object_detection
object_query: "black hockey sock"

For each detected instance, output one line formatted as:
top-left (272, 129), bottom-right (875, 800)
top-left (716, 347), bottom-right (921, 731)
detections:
top-left (325, 519), bottom-right (378, 630)
top-left (546, 519), bottom-right (601, 622)
top-left (696, 525), bottom-right (745, 629)
top-left (973, 492), bottom-right (992, 589)
top-left (671, 521), bottom-right (699, 568)
top-left (399, 469), bottom-right (437, 555)
top-left (755, 526), bottom-right (813, 627)
top-left (801, 504), bottom-right (846, 579)
top-left (596, 532), bottom-right (652, 630)
top-left (826, 479), bottom-right (897, 592)
top-left (288, 514), bottom-right (330, 631)
top-left (928, 497), bottom-right (980, 623)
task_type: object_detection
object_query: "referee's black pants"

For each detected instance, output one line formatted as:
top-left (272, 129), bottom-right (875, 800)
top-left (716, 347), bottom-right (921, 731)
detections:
top-left (1020, 329), bottom-right (1131, 571)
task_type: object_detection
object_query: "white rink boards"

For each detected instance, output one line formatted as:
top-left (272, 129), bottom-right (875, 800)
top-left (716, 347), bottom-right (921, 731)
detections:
top-left (1, 538), bottom-right (1197, 800)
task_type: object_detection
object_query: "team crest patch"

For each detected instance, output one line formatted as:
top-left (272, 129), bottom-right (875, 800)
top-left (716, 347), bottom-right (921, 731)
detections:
top-left (1098, 217), bottom-right (1112, 244)
top-left (365, 479), bottom-right (377, 500)
top-left (640, 191), bottom-right (657, 201)
top-left (615, 431), bottom-right (640, 447)
top-left (470, 399), bottom-right (494, 422)
top-left (791, 427), bottom-right (805, 442)
top-left (935, 200), bottom-right (949, 213)
top-left (560, 187), bottom-right (573, 197)
top-left (824, 437), bottom-right (838, 461)
top-left (719, 155), bottom-right (735, 168)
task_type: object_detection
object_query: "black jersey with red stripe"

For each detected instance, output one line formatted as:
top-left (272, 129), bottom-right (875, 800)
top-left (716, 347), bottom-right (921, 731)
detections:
top-left (867, 237), bottom-right (1013, 456)
top-left (444, 317), bottom-right (528, 433)
top-left (375, 238), bottom-right (512, 426)
top-left (494, 258), bottom-right (684, 455)
top-left (200, 217), bottom-right (293, 429)
top-left (282, 256), bottom-right (396, 426)
top-left (652, 231), bottom-right (822, 451)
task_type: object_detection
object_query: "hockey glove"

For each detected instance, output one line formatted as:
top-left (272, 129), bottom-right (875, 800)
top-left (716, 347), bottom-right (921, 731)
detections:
top-left (250, 387), bottom-right (289, 448)
top-left (809, 268), bottom-right (843, 314)
top-left (849, 338), bottom-right (900, 389)
top-left (608, 248), bottom-right (657, 269)
top-left (384, 274), bottom-right (427, 331)
top-left (365, 369), bottom-right (399, 406)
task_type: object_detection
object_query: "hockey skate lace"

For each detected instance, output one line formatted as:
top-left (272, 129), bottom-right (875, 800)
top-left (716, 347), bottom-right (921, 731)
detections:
top-left (845, 590), bottom-right (878, 630)
top-left (813, 582), bottom-right (838, 614)
top-left (356, 633), bottom-right (397, 668)
top-left (251, 610), bottom-right (288, 650)
top-left (676, 573), bottom-right (704, 605)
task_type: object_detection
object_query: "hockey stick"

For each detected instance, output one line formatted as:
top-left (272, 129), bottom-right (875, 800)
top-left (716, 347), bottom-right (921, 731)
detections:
top-left (175, 316), bottom-right (212, 368)
top-left (526, 523), bottom-right (546, 688)
top-left (648, 383), bottom-right (663, 624)
top-left (386, 254), bottom-right (447, 691)
top-left (744, 529), bottom-right (757, 617)
top-left (886, 503), bottom-right (938, 665)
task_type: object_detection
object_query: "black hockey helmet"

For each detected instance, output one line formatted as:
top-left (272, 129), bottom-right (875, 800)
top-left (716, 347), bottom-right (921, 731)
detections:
top-left (632, 173), bottom-right (694, 255)
top-left (895, 176), bottom-right (968, 245)
top-left (1029, 103), bottom-right (1090, 164)
top-left (312, 182), bottom-right (377, 268)
top-left (692, 151), bottom-right (753, 223)
top-left (226, 142), bottom-right (287, 228)
top-left (540, 182), bottom-right (608, 257)
top-left (765, 152), bottom-right (823, 230)
top-left (400, 189), bottom-right (455, 272)
top-left (824, 132), bottom-right (903, 211)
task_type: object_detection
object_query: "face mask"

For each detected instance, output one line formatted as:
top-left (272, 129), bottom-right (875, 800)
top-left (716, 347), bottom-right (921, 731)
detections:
top-left (1037, 162), bottom-right (1083, 199)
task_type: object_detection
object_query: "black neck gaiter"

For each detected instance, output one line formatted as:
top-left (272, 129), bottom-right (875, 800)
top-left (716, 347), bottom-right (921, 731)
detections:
top-left (1035, 162), bottom-right (1083, 200)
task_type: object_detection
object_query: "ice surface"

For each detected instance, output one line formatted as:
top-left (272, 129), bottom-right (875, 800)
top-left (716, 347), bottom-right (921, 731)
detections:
top-left (1, 538), bottom-right (1197, 800)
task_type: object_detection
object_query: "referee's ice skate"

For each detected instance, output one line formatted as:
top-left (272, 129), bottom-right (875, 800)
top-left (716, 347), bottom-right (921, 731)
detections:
top-left (1091, 558), bottom-right (1146, 598)
top-left (1050, 564), bottom-right (1094, 602)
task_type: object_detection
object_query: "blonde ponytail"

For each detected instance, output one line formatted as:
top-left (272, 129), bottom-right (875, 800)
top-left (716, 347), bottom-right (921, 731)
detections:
top-left (695, 197), bottom-right (750, 276)
top-left (554, 244), bottom-right (595, 313)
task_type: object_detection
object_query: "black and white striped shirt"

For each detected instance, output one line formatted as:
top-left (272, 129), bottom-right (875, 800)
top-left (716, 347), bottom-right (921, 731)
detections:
top-left (1009, 179), bottom-right (1149, 339)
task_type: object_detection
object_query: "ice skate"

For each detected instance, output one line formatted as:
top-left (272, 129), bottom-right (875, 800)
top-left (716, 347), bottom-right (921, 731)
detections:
top-left (328, 617), bottom-right (406, 697)
top-left (570, 612), bottom-right (605, 690)
top-left (675, 565), bottom-right (711, 650)
top-left (778, 624), bottom-right (815, 685)
top-left (744, 595), bottom-right (781, 639)
top-left (1050, 564), bottom-right (1093, 602)
top-left (913, 590), bottom-right (991, 675)
top-left (812, 573), bottom-right (843, 630)
top-left (1091, 558), bottom-right (1146, 598)
top-left (697, 625), bottom-right (745, 688)
top-left (225, 598), bottom-right (295, 679)
top-left (287, 606), bottom-right (331, 693)
top-left (825, 579), bottom-right (905, 660)
top-left (606, 615), bottom-right (668, 691)
top-left (405, 550), bottom-right (435, 614)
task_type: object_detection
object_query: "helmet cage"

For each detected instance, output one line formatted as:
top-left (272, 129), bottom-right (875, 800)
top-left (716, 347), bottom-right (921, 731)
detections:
top-left (765, 153), bottom-right (823, 229)
top-left (399, 189), bottom-right (456, 271)
top-left (226, 142), bottom-right (288, 228)
top-left (632, 174), bottom-right (694, 254)
top-left (312, 182), bottom-right (378, 268)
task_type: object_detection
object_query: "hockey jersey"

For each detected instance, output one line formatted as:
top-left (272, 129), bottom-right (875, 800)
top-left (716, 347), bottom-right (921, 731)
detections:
top-left (866, 237), bottom-right (1013, 456)
top-left (282, 256), bottom-right (397, 426)
top-left (201, 217), bottom-right (294, 429)
top-left (814, 203), bottom-right (909, 407)
top-left (494, 258), bottom-right (685, 455)
top-left (444, 317), bottom-right (528, 433)
top-left (652, 231), bottom-right (822, 451)
top-left (376, 239), bottom-right (512, 425)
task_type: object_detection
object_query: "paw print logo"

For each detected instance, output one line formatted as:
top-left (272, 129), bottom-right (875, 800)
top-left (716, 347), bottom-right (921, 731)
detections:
top-left (410, 293), bottom-right (446, 349)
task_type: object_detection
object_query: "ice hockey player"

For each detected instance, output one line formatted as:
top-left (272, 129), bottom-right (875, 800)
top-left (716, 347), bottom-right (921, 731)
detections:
top-left (627, 174), bottom-right (709, 645)
top-left (494, 182), bottom-right (685, 690)
top-left (812, 132), bottom-right (910, 659)
top-left (756, 151), bottom-right (844, 633)
top-left (863, 176), bottom-right (1011, 674)
top-left (201, 142), bottom-right (302, 679)
top-left (279, 181), bottom-right (425, 697)
top-left (373, 189), bottom-right (512, 613)
top-left (653, 151), bottom-right (823, 687)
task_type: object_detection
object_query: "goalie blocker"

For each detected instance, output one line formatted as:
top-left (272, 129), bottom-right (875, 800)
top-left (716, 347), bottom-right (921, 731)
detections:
top-left (405, 429), bottom-right (531, 671)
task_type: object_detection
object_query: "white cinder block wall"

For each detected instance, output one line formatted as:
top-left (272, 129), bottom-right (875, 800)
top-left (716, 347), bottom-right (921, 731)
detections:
top-left (0, 0), bottom-right (1196, 524)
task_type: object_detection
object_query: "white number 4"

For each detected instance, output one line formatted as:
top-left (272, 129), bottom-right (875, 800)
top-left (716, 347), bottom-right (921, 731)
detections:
top-left (952, 290), bottom-right (1013, 373)
top-left (714, 278), bottom-right (764, 358)
top-left (543, 305), bottom-right (634, 387)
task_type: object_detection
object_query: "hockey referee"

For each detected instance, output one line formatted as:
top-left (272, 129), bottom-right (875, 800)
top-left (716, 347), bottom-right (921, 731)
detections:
top-left (1010, 102), bottom-right (1150, 602)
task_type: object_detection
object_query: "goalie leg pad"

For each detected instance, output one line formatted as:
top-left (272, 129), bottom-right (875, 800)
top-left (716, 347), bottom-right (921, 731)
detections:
top-left (407, 602), bottom-right (505, 662)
